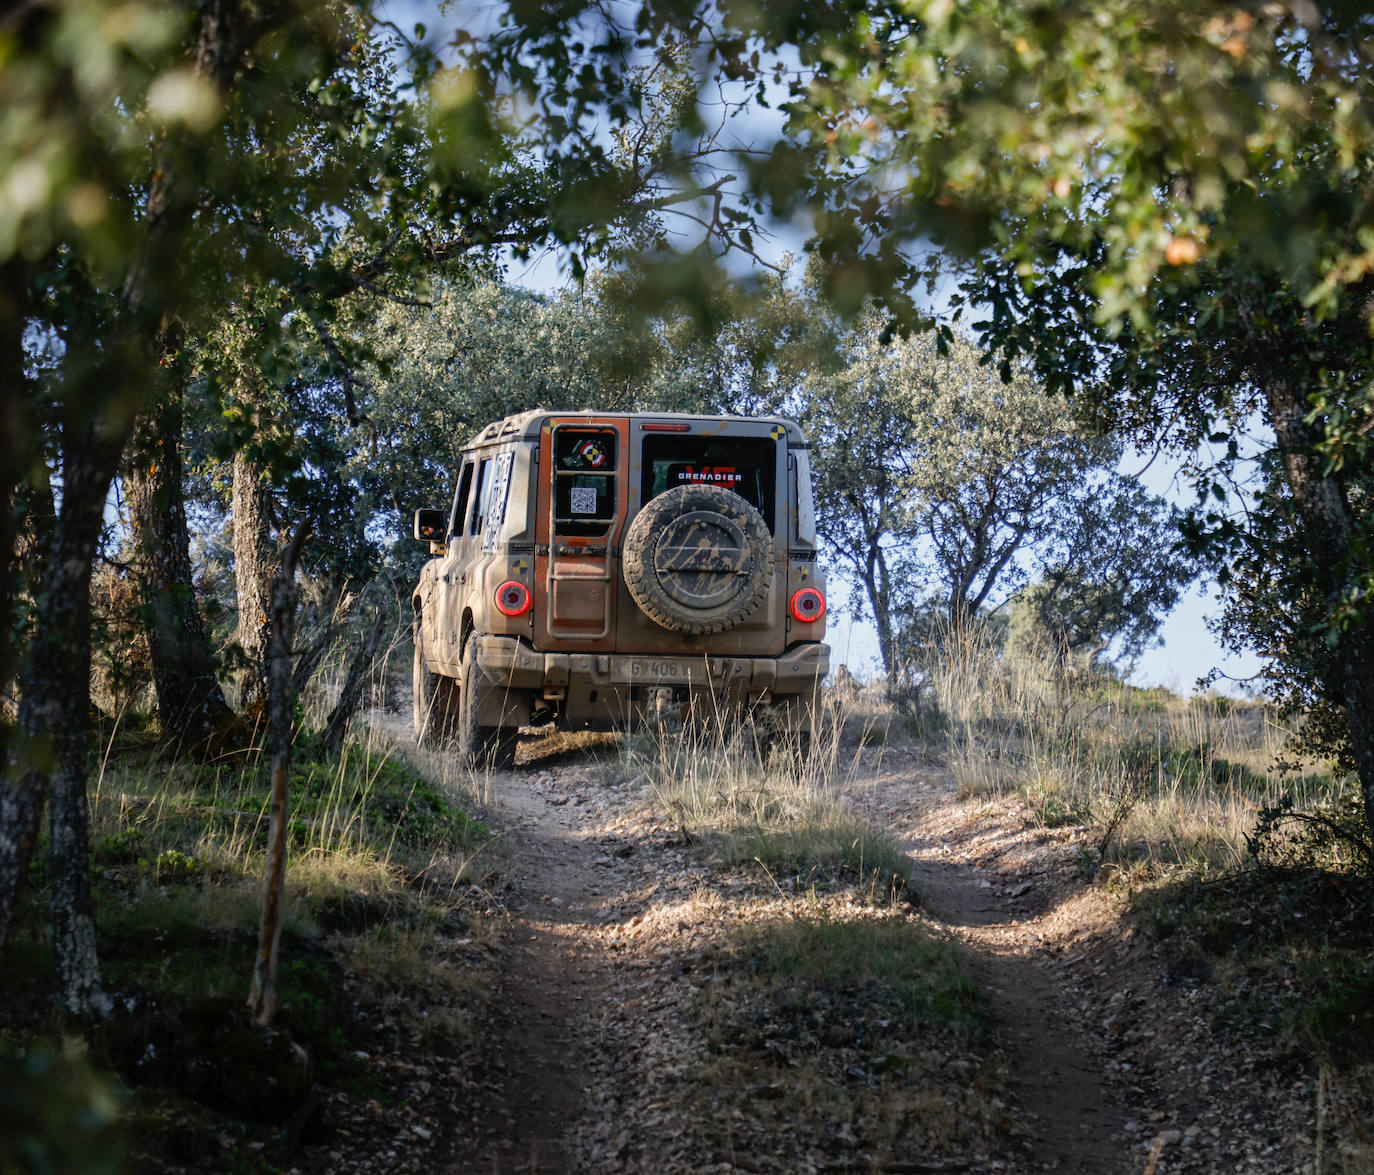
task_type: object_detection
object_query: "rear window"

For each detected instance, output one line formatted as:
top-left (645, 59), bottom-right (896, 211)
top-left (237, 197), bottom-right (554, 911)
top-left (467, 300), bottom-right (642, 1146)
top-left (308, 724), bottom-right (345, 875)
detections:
top-left (553, 426), bottom-right (618, 537)
top-left (641, 435), bottom-right (777, 531)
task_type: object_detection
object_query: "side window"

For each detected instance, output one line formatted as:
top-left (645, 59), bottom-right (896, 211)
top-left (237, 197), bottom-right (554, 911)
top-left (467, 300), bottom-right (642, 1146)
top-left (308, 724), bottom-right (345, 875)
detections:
top-left (469, 457), bottom-right (492, 535)
top-left (552, 427), bottom-right (617, 538)
top-left (449, 461), bottom-right (475, 539)
top-left (481, 451), bottom-right (514, 552)
top-left (791, 449), bottom-right (815, 545)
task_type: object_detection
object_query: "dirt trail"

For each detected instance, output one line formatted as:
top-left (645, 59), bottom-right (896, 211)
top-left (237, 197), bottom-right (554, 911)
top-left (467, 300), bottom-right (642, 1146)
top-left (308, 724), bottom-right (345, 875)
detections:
top-left (438, 739), bottom-right (1314, 1175)
top-left (848, 759), bottom-right (1327, 1175)
top-left (459, 748), bottom-right (1134, 1174)
top-left (899, 825), bottom-right (1128, 1172)
top-left (454, 762), bottom-right (620, 1174)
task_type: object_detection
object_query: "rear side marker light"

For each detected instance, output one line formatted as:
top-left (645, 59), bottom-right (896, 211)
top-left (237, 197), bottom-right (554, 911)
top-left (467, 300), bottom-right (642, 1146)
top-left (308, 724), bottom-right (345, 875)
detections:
top-left (790, 587), bottom-right (826, 623)
top-left (495, 580), bottom-right (533, 617)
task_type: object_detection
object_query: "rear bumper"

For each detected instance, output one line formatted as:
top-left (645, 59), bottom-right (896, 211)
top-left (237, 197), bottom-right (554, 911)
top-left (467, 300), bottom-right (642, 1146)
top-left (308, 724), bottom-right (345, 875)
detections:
top-left (472, 634), bottom-right (828, 697)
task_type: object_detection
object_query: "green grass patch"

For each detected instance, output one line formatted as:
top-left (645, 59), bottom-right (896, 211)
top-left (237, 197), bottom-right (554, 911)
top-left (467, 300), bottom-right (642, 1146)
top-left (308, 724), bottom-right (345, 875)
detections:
top-left (728, 911), bottom-right (980, 1030)
top-left (731, 817), bottom-right (912, 897)
top-left (1024, 778), bottom-right (1090, 828)
top-left (99, 916), bottom-right (254, 998)
top-left (90, 740), bottom-right (491, 884)
top-left (290, 748), bottom-right (490, 854)
top-left (679, 896), bottom-right (1004, 1169)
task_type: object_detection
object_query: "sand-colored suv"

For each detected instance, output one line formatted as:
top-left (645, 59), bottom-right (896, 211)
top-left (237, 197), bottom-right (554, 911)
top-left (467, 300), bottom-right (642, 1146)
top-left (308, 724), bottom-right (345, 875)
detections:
top-left (411, 410), bottom-right (829, 766)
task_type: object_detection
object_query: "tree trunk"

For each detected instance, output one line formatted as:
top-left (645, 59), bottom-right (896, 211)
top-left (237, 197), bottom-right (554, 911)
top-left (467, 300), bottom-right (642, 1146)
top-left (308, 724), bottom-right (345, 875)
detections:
top-left (1265, 375), bottom-right (1374, 840)
top-left (49, 748), bottom-right (107, 1019)
top-left (0, 419), bottom-right (125, 991)
top-left (249, 520), bottom-right (310, 1027)
top-left (232, 450), bottom-right (276, 720)
top-left (0, 255), bottom-right (35, 956)
top-left (861, 544), bottom-right (898, 691)
top-left (0, 258), bottom-right (29, 748)
top-left (127, 378), bottom-right (244, 755)
top-left (318, 603), bottom-right (391, 754)
top-left (0, 0), bottom-right (264, 993)
top-left (0, 159), bottom-right (166, 980)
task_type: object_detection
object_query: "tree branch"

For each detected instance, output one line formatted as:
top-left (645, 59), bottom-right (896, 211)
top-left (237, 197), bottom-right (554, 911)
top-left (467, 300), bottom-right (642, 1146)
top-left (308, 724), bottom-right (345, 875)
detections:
top-left (309, 315), bottom-right (378, 456)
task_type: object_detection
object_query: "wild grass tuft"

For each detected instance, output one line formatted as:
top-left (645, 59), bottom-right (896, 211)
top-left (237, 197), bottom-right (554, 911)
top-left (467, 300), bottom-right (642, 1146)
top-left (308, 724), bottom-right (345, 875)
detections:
top-left (624, 702), bottom-right (912, 894)
top-left (727, 909), bottom-right (979, 1028)
top-left (854, 622), bottom-right (1353, 876)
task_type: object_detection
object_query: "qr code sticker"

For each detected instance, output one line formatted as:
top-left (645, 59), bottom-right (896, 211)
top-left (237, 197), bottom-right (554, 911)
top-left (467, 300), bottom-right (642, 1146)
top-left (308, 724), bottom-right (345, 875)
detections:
top-left (570, 486), bottom-right (598, 515)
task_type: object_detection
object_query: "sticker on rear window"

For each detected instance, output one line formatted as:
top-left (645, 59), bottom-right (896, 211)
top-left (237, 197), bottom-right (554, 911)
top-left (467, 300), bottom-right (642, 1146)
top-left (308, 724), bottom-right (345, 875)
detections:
top-left (570, 486), bottom-right (598, 514)
top-left (675, 466), bottom-right (741, 485)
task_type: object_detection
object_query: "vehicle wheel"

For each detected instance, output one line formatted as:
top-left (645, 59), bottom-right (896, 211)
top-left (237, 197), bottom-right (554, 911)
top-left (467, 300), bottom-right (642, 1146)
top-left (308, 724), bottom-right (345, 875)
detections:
top-left (760, 694), bottom-right (816, 771)
top-left (622, 484), bottom-right (774, 634)
top-left (457, 633), bottom-right (520, 770)
top-left (413, 624), bottom-right (458, 746)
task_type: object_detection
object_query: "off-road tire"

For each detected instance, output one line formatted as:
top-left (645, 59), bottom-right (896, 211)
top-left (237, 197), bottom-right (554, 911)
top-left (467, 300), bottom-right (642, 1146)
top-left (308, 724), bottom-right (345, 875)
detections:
top-left (456, 633), bottom-right (520, 770)
top-left (622, 484), bottom-right (774, 634)
top-left (759, 694), bottom-right (816, 773)
top-left (413, 624), bottom-right (458, 746)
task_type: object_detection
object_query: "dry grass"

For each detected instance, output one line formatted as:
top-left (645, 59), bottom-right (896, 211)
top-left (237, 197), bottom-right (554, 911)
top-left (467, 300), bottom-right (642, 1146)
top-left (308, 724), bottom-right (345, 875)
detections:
top-left (71, 683), bottom-right (502, 1051)
top-left (93, 716), bottom-right (492, 903)
top-left (848, 626), bottom-right (1351, 876)
top-left (620, 704), bottom-right (912, 893)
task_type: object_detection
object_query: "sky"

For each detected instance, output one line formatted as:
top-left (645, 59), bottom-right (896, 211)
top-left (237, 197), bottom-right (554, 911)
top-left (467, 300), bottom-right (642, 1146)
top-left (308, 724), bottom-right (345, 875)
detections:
top-left (791, 568), bottom-right (1260, 696)
top-left (818, 584), bottom-right (1260, 695)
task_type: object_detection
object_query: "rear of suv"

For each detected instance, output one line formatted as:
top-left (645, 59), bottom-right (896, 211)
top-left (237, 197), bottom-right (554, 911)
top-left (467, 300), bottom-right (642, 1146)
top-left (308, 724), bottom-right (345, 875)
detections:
top-left (411, 410), bottom-right (829, 766)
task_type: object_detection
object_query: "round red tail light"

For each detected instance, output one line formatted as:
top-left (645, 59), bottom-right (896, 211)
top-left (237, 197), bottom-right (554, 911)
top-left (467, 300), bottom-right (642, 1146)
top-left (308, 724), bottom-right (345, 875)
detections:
top-left (789, 587), bottom-right (826, 623)
top-left (494, 580), bottom-right (533, 617)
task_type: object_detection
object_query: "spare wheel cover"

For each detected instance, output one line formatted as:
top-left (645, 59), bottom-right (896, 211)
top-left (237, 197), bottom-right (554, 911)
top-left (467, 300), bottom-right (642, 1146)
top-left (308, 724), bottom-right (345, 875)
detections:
top-left (622, 484), bottom-right (774, 633)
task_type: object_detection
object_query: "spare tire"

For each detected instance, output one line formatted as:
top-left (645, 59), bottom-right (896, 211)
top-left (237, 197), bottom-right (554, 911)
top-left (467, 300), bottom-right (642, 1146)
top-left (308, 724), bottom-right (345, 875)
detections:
top-left (622, 484), bottom-right (774, 633)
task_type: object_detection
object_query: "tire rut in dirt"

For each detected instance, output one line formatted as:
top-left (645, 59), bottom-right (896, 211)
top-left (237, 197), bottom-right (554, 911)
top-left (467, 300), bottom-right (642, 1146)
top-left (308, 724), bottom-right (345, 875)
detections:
top-left (905, 855), bottom-right (1130, 1173)
top-left (448, 769), bottom-right (614, 1174)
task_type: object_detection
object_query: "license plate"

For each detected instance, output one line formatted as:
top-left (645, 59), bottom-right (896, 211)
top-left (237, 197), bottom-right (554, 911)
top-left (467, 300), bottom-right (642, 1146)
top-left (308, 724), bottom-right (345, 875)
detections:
top-left (618, 658), bottom-right (700, 684)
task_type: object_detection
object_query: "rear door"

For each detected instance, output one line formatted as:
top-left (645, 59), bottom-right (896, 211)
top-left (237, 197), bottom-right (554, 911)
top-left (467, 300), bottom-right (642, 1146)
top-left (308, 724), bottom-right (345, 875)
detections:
top-left (533, 418), bottom-right (626, 649)
top-left (618, 419), bottom-right (789, 656)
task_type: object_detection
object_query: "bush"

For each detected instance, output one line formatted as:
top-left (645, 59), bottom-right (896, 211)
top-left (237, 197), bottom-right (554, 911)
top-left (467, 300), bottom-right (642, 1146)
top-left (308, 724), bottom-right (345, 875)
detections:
top-left (1248, 784), bottom-right (1373, 874)
top-left (0, 1045), bottom-right (125, 1175)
